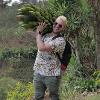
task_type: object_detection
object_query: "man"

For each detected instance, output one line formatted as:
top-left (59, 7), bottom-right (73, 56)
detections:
top-left (33, 16), bottom-right (67, 100)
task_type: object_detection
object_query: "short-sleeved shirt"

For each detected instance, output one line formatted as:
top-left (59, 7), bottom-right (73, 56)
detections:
top-left (33, 34), bottom-right (66, 76)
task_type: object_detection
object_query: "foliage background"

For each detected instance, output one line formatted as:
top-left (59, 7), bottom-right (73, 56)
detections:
top-left (0, 0), bottom-right (100, 100)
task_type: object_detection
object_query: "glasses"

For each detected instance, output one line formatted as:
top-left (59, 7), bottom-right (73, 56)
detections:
top-left (53, 22), bottom-right (62, 28)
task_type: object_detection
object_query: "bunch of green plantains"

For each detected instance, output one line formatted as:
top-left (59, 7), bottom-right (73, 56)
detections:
top-left (16, 3), bottom-right (64, 34)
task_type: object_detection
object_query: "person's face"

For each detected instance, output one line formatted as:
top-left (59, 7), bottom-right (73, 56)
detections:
top-left (53, 18), bottom-right (65, 34)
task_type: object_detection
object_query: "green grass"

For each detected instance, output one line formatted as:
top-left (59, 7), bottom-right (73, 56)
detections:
top-left (0, 77), bottom-right (18, 89)
top-left (0, 77), bottom-right (34, 100)
top-left (7, 82), bottom-right (34, 100)
top-left (0, 77), bottom-right (18, 100)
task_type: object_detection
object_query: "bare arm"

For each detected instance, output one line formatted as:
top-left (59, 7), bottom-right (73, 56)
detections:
top-left (36, 22), bottom-right (53, 52)
top-left (36, 34), bottom-right (53, 51)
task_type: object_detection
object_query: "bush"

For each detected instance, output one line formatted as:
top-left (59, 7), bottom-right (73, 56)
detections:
top-left (1, 47), bottom-right (37, 60)
top-left (0, 77), bottom-right (18, 100)
top-left (76, 71), bottom-right (100, 92)
top-left (60, 57), bottom-right (100, 97)
top-left (8, 58), bottom-right (34, 82)
top-left (0, 47), bottom-right (37, 82)
top-left (7, 82), bottom-right (34, 100)
top-left (92, 71), bottom-right (100, 89)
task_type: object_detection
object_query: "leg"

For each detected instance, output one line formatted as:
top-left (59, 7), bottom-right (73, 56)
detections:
top-left (45, 76), bottom-right (60, 100)
top-left (34, 73), bottom-right (46, 100)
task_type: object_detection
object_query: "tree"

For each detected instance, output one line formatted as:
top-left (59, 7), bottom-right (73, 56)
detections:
top-left (89, 0), bottom-right (100, 70)
top-left (0, 0), bottom-right (3, 8)
top-left (0, 0), bottom-right (12, 8)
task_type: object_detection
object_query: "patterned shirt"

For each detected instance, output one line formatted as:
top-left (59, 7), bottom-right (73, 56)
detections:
top-left (33, 34), bottom-right (66, 76)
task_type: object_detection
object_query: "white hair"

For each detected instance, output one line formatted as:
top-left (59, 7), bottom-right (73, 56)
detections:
top-left (56, 16), bottom-right (68, 27)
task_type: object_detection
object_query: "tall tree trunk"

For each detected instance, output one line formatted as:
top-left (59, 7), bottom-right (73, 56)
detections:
top-left (95, 0), bottom-right (100, 70)
top-left (90, 0), bottom-right (100, 69)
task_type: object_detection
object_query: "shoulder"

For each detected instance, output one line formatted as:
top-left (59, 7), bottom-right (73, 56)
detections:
top-left (42, 33), bottom-right (51, 39)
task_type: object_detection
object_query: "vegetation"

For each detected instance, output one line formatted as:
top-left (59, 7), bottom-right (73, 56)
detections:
top-left (16, 0), bottom-right (97, 77)
top-left (0, 0), bottom-right (100, 100)
top-left (0, 47), bottom-right (37, 60)
top-left (0, 77), bottom-right (18, 100)
top-left (16, 2), bottom-right (66, 34)
top-left (7, 82), bottom-right (34, 100)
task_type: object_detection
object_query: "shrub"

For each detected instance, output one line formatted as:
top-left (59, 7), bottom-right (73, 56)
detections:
top-left (1, 47), bottom-right (37, 60)
top-left (8, 58), bottom-right (34, 82)
top-left (0, 77), bottom-right (18, 100)
top-left (92, 71), bottom-right (100, 89)
top-left (0, 47), bottom-right (37, 82)
top-left (66, 71), bottom-right (100, 92)
top-left (60, 57), bottom-right (100, 96)
top-left (7, 82), bottom-right (34, 100)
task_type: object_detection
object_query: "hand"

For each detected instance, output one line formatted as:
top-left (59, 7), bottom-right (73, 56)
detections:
top-left (36, 22), bottom-right (47, 35)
